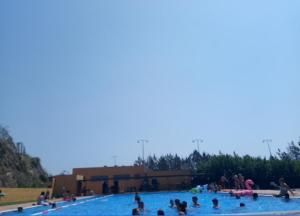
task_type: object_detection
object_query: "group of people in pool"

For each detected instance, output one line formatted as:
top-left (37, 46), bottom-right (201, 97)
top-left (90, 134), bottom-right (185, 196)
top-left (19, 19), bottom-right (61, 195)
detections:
top-left (131, 193), bottom-right (251, 215)
top-left (132, 192), bottom-right (166, 215)
top-left (131, 176), bottom-right (295, 215)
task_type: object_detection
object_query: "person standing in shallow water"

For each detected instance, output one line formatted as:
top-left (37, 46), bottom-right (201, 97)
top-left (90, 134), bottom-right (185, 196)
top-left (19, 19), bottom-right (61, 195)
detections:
top-left (272, 178), bottom-right (295, 197)
top-left (233, 175), bottom-right (240, 190)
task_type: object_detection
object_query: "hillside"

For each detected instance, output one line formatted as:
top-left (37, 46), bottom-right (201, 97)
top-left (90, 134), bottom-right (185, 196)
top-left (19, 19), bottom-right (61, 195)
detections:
top-left (0, 126), bottom-right (49, 187)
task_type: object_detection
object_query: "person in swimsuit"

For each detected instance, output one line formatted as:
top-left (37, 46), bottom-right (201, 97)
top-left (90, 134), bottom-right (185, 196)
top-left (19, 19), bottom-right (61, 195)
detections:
top-left (273, 178), bottom-right (295, 197)
top-left (233, 175), bottom-right (240, 190)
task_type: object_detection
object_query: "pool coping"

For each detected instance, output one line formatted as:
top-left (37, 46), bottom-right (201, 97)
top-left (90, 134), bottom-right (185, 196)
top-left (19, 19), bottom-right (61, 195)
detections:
top-left (0, 195), bottom-right (99, 215)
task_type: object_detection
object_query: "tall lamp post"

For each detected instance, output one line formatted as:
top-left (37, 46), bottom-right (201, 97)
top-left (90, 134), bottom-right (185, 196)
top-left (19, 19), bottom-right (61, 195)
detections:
top-left (262, 139), bottom-right (272, 158)
top-left (112, 155), bottom-right (117, 166)
top-left (192, 138), bottom-right (203, 152)
top-left (137, 139), bottom-right (149, 168)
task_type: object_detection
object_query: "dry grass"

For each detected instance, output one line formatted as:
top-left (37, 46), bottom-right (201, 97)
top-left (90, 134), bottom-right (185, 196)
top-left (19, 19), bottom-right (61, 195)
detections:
top-left (0, 188), bottom-right (51, 205)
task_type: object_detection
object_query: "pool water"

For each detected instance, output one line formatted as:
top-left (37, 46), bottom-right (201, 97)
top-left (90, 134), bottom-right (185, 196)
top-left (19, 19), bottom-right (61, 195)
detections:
top-left (2, 192), bottom-right (300, 216)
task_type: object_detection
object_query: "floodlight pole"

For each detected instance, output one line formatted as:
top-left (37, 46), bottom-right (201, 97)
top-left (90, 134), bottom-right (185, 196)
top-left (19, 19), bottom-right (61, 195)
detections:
top-left (112, 155), bottom-right (117, 166)
top-left (137, 139), bottom-right (149, 167)
top-left (192, 138), bottom-right (203, 152)
top-left (262, 139), bottom-right (272, 158)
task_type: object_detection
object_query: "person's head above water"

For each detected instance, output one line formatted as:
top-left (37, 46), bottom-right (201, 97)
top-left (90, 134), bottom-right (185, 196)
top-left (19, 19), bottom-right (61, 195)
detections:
top-left (132, 208), bottom-right (140, 215)
top-left (138, 201), bottom-right (144, 210)
top-left (17, 207), bottom-right (23, 213)
top-left (157, 209), bottom-right (165, 215)
top-left (252, 193), bottom-right (258, 200)
top-left (192, 196), bottom-right (200, 206)
top-left (170, 199), bottom-right (174, 207)
top-left (179, 203), bottom-right (187, 214)
top-left (240, 203), bottom-right (245, 207)
top-left (135, 196), bottom-right (141, 202)
top-left (174, 199), bottom-right (180, 207)
top-left (212, 198), bottom-right (219, 208)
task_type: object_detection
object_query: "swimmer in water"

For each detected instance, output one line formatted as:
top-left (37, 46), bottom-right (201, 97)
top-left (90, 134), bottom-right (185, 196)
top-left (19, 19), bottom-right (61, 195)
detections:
top-left (157, 209), bottom-right (165, 215)
top-left (192, 196), bottom-right (200, 207)
top-left (212, 198), bottom-right (220, 209)
top-left (134, 192), bottom-right (141, 202)
top-left (132, 208), bottom-right (140, 215)
top-left (169, 199), bottom-right (175, 208)
top-left (252, 193), bottom-right (258, 200)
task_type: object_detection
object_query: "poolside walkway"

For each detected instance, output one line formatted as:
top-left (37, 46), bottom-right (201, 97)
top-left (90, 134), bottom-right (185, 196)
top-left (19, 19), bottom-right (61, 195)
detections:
top-left (0, 196), bottom-right (94, 213)
top-left (222, 189), bottom-right (300, 198)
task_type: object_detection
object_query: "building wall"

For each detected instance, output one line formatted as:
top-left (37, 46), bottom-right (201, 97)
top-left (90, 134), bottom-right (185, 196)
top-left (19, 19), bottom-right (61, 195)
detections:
top-left (147, 170), bottom-right (192, 190)
top-left (53, 166), bottom-right (192, 196)
top-left (0, 188), bottom-right (51, 204)
top-left (52, 175), bottom-right (78, 197)
top-left (74, 166), bottom-right (145, 193)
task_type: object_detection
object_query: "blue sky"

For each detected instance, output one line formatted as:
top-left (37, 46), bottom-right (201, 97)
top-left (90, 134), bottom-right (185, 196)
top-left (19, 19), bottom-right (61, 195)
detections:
top-left (1, 1), bottom-right (300, 174)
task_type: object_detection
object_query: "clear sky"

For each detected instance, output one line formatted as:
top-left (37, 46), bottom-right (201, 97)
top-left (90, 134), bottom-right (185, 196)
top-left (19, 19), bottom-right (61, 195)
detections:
top-left (1, 1), bottom-right (300, 174)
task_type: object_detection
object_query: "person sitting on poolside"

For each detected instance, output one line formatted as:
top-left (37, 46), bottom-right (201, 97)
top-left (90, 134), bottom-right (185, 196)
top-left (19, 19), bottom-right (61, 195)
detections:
top-left (132, 208), bottom-right (140, 215)
top-left (212, 198), bottom-right (220, 209)
top-left (192, 196), bottom-right (200, 207)
top-left (63, 190), bottom-right (72, 201)
top-left (37, 192), bottom-right (49, 206)
top-left (271, 178), bottom-right (295, 197)
top-left (157, 209), bottom-right (165, 215)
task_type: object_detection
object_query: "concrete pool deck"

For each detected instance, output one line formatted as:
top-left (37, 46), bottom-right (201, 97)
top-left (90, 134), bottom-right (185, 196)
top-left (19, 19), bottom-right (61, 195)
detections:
top-left (222, 189), bottom-right (300, 198)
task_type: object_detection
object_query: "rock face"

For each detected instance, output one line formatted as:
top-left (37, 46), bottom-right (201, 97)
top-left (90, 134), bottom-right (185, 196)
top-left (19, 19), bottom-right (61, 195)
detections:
top-left (0, 126), bottom-right (49, 187)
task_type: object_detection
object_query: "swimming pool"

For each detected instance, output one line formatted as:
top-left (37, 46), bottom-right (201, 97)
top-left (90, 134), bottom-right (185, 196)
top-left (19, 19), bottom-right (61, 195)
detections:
top-left (1, 192), bottom-right (300, 216)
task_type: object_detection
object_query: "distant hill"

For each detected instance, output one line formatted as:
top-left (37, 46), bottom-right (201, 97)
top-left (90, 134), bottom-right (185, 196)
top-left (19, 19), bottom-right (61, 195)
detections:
top-left (0, 126), bottom-right (49, 187)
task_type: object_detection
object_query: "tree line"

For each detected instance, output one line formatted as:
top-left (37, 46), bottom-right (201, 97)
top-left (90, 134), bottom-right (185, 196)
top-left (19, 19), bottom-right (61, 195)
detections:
top-left (134, 140), bottom-right (300, 188)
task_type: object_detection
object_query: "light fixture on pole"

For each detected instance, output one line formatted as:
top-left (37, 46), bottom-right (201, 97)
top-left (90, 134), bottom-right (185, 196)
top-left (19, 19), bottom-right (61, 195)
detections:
top-left (192, 139), bottom-right (203, 152)
top-left (262, 139), bottom-right (272, 158)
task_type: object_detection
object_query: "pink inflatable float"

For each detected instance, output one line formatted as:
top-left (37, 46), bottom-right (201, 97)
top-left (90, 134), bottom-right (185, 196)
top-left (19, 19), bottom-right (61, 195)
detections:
top-left (233, 179), bottom-right (254, 196)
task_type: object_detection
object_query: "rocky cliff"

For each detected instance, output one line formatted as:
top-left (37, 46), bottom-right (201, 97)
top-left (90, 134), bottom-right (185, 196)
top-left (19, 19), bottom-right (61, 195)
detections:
top-left (0, 126), bottom-right (49, 187)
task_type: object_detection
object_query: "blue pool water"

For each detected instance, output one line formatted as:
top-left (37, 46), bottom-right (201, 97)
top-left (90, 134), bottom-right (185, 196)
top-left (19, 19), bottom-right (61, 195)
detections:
top-left (2, 192), bottom-right (300, 216)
